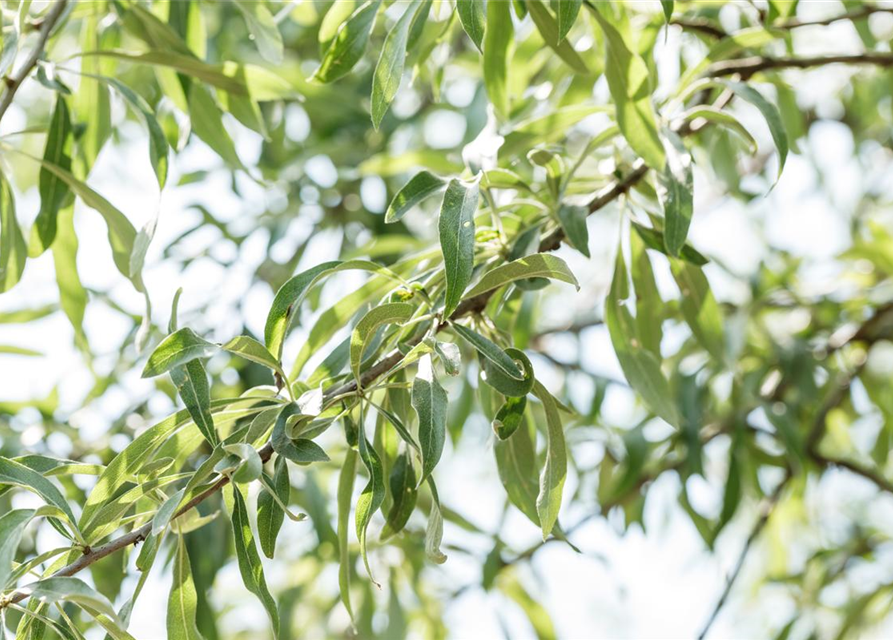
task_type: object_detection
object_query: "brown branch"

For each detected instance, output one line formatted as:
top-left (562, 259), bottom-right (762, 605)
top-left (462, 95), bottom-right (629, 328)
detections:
top-left (0, 0), bottom-right (68, 123)
top-left (775, 4), bottom-right (893, 29)
top-left (709, 53), bottom-right (893, 79)
top-left (671, 17), bottom-right (728, 39)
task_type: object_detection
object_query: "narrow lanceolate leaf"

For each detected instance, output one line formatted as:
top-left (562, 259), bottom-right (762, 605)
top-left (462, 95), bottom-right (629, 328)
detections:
top-left (671, 261), bottom-right (725, 363)
top-left (271, 404), bottom-right (330, 464)
top-left (465, 254), bottom-right (579, 299)
top-left (314, 1), bottom-right (381, 83)
top-left (0, 169), bottom-right (26, 293)
top-left (483, 348), bottom-right (534, 397)
top-left (350, 302), bottom-right (415, 384)
top-left (371, 2), bottom-right (419, 129)
top-left (593, 8), bottom-right (665, 170)
top-left (380, 450), bottom-right (418, 540)
top-left (527, 0), bottom-right (589, 75)
top-left (632, 222), bottom-right (708, 266)
top-left (630, 231), bottom-right (663, 357)
top-left (166, 534), bottom-right (202, 640)
top-left (556, 0), bottom-right (582, 42)
top-left (0, 509), bottom-right (35, 588)
top-left (412, 355), bottom-right (448, 484)
top-left (425, 478), bottom-right (447, 564)
top-left (451, 323), bottom-right (523, 379)
top-left (356, 422), bottom-right (385, 586)
top-left (0, 458), bottom-right (77, 527)
top-left (661, 0), bottom-right (674, 22)
top-left (230, 486), bottom-right (279, 638)
top-left (483, 0), bottom-right (513, 120)
top-left (439, 178), bottom-right (480, 317)
top-left (188, 84), bottom-right (242, 168)
top-left (142, 328), bottom-right (217, 378)
top-left (152, 488), bottom-right (185, 536)
top-left (30, 97), bottom-right (72, 257)
top-left (606, 248), bottom-right (680, 427)
top-left (221, 335), bottom-right (286, 381)
top-left (720, 80), bottom-right (789, 182)
top-left (661, 134), bottom-right (694, 257)
top-left (257, 456), bottom-right (289, 559)
top-left (533, 381), bottom-right (567, 539)
top-left (20, 577), bottom-right (119, 622)
top-left (338, 448), bottom-right (358, 620)
top-left (557, 204), bottom-right (590, 258)
top-left (494, 416), bottom-right (540, 525)
top-left (457, 0), bottom-right (486, 51)
top-left (385, 171), bottom-right (447, 223)
top-left (234, 0), bottom-right (283, 64)
top-left (493, 396), bottom-right (527, 441)
top-left (170, 359), bottom-right (218, 446)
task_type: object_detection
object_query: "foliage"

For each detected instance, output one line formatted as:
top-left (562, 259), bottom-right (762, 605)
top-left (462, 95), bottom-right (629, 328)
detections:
top-left (1, 1), bottom-right (893, 638)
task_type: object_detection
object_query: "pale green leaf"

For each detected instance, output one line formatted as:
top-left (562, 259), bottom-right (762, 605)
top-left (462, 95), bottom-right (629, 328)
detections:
top-left (142, 328), bottom-right (216, 378)
top-left (385, 171), bottom-right (447, 223)
top-left (371, 2), bottom-right (420, 128)
top-left (314, 1), bottom-right (381, 83)
top-left (166, 535), bottom-right (203, 640)
top-left (483, 0), bottom-right (513, 120)
top-left (533, 380), bottom-right (567, 539)
top-left (464, 253), bottom-right (579, 299)
top-left (457, 0), bottom-right (486, 51)
top-left (350, 302), bottom-right (415, 384)
top-left (412, 355), bottom-right (448, 483)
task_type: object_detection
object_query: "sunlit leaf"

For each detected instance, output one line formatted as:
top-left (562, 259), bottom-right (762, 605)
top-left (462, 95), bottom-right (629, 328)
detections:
top-left (439, 177), bottom-right (480, 317)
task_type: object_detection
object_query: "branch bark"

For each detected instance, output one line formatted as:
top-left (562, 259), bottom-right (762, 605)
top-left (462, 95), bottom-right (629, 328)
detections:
top-left (709, 53), bottom-right (893, 79)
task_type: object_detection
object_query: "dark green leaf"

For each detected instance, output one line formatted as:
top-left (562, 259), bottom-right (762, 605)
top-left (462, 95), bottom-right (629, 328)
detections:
top-left (0, 509), bottom-right (35, 588)
top-left (439, 177), bottom-right (480, 317)
top-left (356, 418), bottom-right (385, 585)
top-left (170, 359), bottom-right (218, 446)
top-left (495, 416), bottom-right (540, 524)
top-left (483, 0), bottom-right (513, 120)
top-left (482, 348), bottom-right (535, 397)
top-left (30, 97), bottom-right (72, 257)
top-left (457, 0), bottom-right (486, 51)
top-left (412, 355), bottom-right (448, 483)
top-left (632, 222), bottom-right (708, 266)
top-left (557, 204), bottom-right (590, 258)
top-left (385, 171), bottom-right (447, 223)
top-left (556, 0), bottom-right (582, 42)
top-left (380, 450), bottom-right (417, 540)
top-left (257, 456), bottom-right (289, 559)
top-left (314, 1), bottom-right (382, 83)
top-left (451, 323), bottom-right (523, 379)
top-left (527, 0), bottom-right (589, 74)
top-left (272, 404), bottom-right (330, 464)
top-left (465, 253), bottom-right (579, 298)
top-left (0, 169), bottom-right (26, 293)
top-left (338, 447), bottom-right (358, 620)
top-left (661, 133), bottom-right (694, 257)
top-left (493, 395), bottom-right (527, 440)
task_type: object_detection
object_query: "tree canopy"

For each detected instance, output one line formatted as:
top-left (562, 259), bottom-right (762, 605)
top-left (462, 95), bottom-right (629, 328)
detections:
top-left (2, 0), bottom-right (893, 638)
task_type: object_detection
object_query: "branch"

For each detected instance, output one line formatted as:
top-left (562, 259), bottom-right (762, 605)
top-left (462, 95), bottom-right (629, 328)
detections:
top-left (0, 0), bottom-right (68, 123)
top-left (709, 53), bottom-right (893, 79)
top-left (775, 4), bottom-right (893, 29)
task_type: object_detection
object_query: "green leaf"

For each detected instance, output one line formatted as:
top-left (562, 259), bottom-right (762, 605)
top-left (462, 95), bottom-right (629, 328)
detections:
top-left (371, 2), bottom-right (420, 129)
top-left (500, 105), bottom-right (607, 158)
top-left (630, 231), bottom-right (663, 357)
top-left (605, 248), bottom-right (680, 427)
top-left (557, 204), bottom-right (590, 258)
top-left (314, 1), bottom-right (381, 83)
top-left (218, 444), bottom-right (263, 484)
top-left (265, 259), bottom-right (403, 361)
top-left (593, 7), bottom-right (665, 170)
top-left (21, 577), bottom-right (119, 622)
top-left (257, 456), bottom-right (289, 559)
top-left (483, 0), bottom-right (513, 120)
top-left (142, 328), bottom-right (217, 378)
top-left (493, 396), bottom-right (527, 441)
top-left (356, 418), bottom-right (385, 586)
top-left (433, 340), bottom-right (461, 376)
top-left (385, 171), bottom-right (447, 223)
top-left (380, 450), bottom-right (418, 540)
top-left (499, 574), bottom-right (557, 640)
top-left (465, 254), bottom-right (579, 299)
top-left (451, 323), bottom-right (523, 379)
top-left (661, 133), bottom-right (694, 257)
top-left (679, 107), bottom-right (757, 153)
top-left (221, 335), bottom-right (287, 381)
top-left (271, 404), bottom-right (330, 464)
top-left (670, 260), bottom-right (725, 363)
top-left (0, 457), bottom-right (77, 528)
top-left (151, 488), bottom-right (185, 536)
top-left (533, 380), bottom-right (567, 538)
top-left (350, 302), bottom-right (415, 384)
top-left (188, 83), bottom-right (242, 168)
top-left (0, 509), bottom-right (35, 588)
top-left (29, 97), bottom-right (72, 257)
top-left (457, 0), bottom-right (486, 51)
top-left (632, 222), bottom-right (708, 266)
top-left (439, 177), bottom-right (480, 317)
top-left (166, 534), bottom-right (202, 640)
top-left (494, 415), bottom-right (540, 524)
top-left (337, 447), bottom-right (358, 620)
top-left (660, 0), bottom-right (674, 22)
top-left (720, 80), bottom-right (789, 182)
top-left (412, 355), bottom-right (448, 484)
top-left (527, 0), bottom-right (589, 74)
top-left (482, 347), bottom-right (534, 397)
top-left (0, 169), bottom-right (26, 293)
top-left (230, 485), bottom-right (279, 638)
top-left (234, 0), bottom-right (283, 64)
top-left (556, 0), bottom-right (582, 41)
top-left (424, 478), bottom-right (447, 564)
top-left (170, 359), bottom-right (218, 446)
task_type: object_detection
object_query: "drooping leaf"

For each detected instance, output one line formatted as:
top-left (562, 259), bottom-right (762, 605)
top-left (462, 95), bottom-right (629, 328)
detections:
top-left (271, 404), bottom-right (330, 464)
top-left (0, 169), bottom-right (26, 293)
top-left (630, 231), bottom-right (663, 357)
top-left (632, 222), bottom-right (708, 266)
top-left (670, 260), bottom-right (725, 363)
top-left (30, 96), bottom-right (72, 257)
top-left (412, 355), bottom-right (448, 484)
top-left (464, 254), bottom-right (579, 299)
top-left (221, 335), bottom-right (287, 381)
top-left (380, 450), bottom-right (418, 540)
top-left (660, 0), bottom-right (674, 22)
top-left (494, 415), bottom-right (540, 524)
top-left (556, 0), bottom-right (583, 42)
top-left (425, 478), bottom-right (447, 564)
top-left (483, 0), bottom-right (513, 120)
top-left (482, 348), bottom-right (535, 397)
top-left (719, 80), bottom-right (789, 182)
top-left (0, 457), bottom-right (77, 528)
top-left (439, 177), bottom-right (480, 317)
top-left (355, 418), bottom-right (385, 585)
top-left (493, 396), bottom-right (527, 441)
top-left (170, 359), bottom-right (218, 446)
top-left (557, 204), bottom-right (590, 258)
top-left (371, 2), bottom-right (420, 129)
top-left (234, 0), bottom-right (283, 64)
top-left (142, 328), bottom-right (217, 378)
top-left (314, 1), bottom-right (382, 83)
top-left (166, 534), bottom-right (203, 640)
top-left (257, 456), bottom-right (290, 559)
top-left (384, 171), bottom-right (447, 223)
top-left (533, 381), bottom-right (567, 539)
top-left (188, 83), bottom-right (242, 168)
top-left (350, 302), bottom-right (415, 384)
top-left (451, 323), bottom-right (523, 379)
top-left (457, 0), bottom-right (486, 51)
top-left (527, 0), bottom-right (589, 74)
top-left (20, 577), bottom-right (119, 623)
top-left (338, 447), bottom-right (358, 620)
top-left (660, 133), bottom-right (694, 258)
top-left (0, 509), bottom-right (35, 588)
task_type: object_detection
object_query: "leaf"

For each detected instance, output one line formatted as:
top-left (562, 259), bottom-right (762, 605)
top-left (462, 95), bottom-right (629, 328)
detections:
top-left (166, 534), bottom-right (203, 640)
top-left (0, 170), bottom-right (26, 293)
top-left (0, 457), bottom-right (77, 528)
top-left (151, 488), bottom-right (185, 536)
top-left (412, 355), bottom-right (448, 484)
top-left (21, 577), bottom-right (119, 622)
top-left (556, 0), bottom-right (582, 42)
top-left (457, 0), bottom-right (486, 51)
top-left (660, 0), bottom-right (674, 23)
top-left (465, 254), bottom-right (579, 299)
top-left (632, 222), bottom-right (708, 266)
top-left (221, 335), bottom-right (286, 380)
top-left (679, 107), bottom-right (757, 153)
top-left (500, 105), bottom-right (607, 158)
top-left (380, 450), bottom-right (418, 540)
top-left (483, 0), bottom-right (513, 120)
top-left (533, 381), bottom-right (567, 538)
top-left (494, 416), bottom-right (540, 524)
top-left (142, 328), bottom-right (217, 378)
top-left (499, 573), bottom-right (557, 640)
top-left (630, 231), bottom-right (663, 357)
top-left (493, 396), bottom-right (527, 441)
top-left (234, 0), bottom-right (283, 64)
top-left (29, 97), bottom-right (72, 257)
top-left (265, 259), bottom-right (403, 360)
top-left (188, 83), bottom-right (242, 168)
top-left (527, 0), bottom-right (589, 75)
top-left (482, 347), bottom-right (535, 398)
top-left (433, 339), bottom-right (461, 376)
top-left (314, 1), bottom-right (381, 83)
top-left (170, 359), bottom-right (218, 446)
top-left (257, 456), bottom-right (289, 559)
top-left (218, 444), bottom-right (263, 484)
top-left (661, 133), bottom-right (694, 257)
top-left (385, 171), bottom-right (447, 223)
top-left (605, 248), bottom-right (680, 427)
top-left (271, 404), bottom-right (330, 464)
top-left (671, 260), bottom-right (725, 363)
top-left (439, 178), bottom-right (480, 317)
top-left (593, 7), bottom-right (665, 170)
top-left (350, 302), bottom-right (415, 384)
top-left (230, 486), bottom-right (279, 638)
top-left (371, 2), bottom-right (420, 129)
top-left (451, 323), bottom-right (523, 379)
top-left (337, 447), bottom-right (358, 620)
top-left (557, 204), bottom-right (590, 258)
top-left (425, 478), bottom-right (447, 564)
top-left (720, 80), bottom-right (789, 182)
top-left (355, 419), bottom-right (385, 586)
top-left (0, 509), bottom-right (35, 588)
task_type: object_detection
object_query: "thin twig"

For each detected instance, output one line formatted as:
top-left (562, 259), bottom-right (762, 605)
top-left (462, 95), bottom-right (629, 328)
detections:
top-left (0, 0), bottom-right (68, 123)
top-left (709, 53), bottom-right (893, 79)
top-left (775, 4), bottom-right (893, 29)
